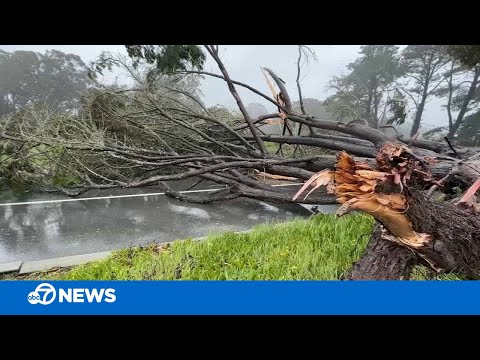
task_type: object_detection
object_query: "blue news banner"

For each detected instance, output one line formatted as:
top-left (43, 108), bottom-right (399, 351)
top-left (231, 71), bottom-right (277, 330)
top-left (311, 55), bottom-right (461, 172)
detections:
top-left (1, 281), bottom-right (480, 315)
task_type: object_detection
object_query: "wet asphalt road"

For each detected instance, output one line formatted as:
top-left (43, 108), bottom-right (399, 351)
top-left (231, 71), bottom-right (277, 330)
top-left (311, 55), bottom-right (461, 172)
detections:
top-left (0, 186), bottom-right (317, 263)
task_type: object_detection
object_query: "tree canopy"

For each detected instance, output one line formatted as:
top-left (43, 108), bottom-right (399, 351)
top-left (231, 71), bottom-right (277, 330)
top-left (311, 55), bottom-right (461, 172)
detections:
top-left (325, 45), bottom-right (404, 128)
top-left (0, 49), bottom-right (90, 116)
top-left (400, 45), bottom-right (448, 136)
top-left (448, 45), bottom-right (480, 68)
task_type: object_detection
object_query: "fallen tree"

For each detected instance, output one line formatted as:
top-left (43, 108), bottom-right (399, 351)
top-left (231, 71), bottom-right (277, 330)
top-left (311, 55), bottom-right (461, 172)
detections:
top-left (1, 45), bottom-right (479, 280)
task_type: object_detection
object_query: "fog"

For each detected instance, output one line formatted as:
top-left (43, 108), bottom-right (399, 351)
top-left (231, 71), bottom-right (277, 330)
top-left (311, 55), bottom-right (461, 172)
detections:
top-left (0, 44), bottom-right (447, 129)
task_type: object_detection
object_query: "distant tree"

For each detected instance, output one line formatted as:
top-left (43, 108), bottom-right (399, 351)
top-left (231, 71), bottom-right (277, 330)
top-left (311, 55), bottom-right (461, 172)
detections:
top-left (246, 103), bottom-right (269, 118)
top-left (456, 110), bottom-right (480, 146)
top-left (436, 59), bottom-right (480, 138)
top-left (325, 45), bottom-right (404, 128)
top-left (324, 75), bottom-right (366, 122)
top-left (399, 45), bottom-right (449, 137)
top-left (125, 45), bottom-right (206, 73)
top-left (0, 49), bottom-right (90, 116)
top-left (90, 46), bottom-right (206, 84)
top-left (447, 45), bottom-right (480, 67)
top-left (292, 98), bottom-right (332, 119)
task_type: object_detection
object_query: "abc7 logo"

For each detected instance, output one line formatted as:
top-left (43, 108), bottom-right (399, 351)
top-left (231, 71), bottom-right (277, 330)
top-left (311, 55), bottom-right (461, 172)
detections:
top-left (27, 283), bottom-right (56, 305)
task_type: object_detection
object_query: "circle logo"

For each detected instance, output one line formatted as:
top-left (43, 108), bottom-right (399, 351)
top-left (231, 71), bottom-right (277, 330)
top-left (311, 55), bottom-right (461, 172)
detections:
top-left (27, 283), bottom-right (56, 305)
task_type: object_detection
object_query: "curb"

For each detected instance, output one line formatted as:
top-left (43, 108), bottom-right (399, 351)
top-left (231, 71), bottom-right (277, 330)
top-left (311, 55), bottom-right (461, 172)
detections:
top-left (18, 251), bottom-right (113, 275)
top-left (0, 229), bottom-right (253, 276)
top-left (0, 261), bottom-right (23, 274)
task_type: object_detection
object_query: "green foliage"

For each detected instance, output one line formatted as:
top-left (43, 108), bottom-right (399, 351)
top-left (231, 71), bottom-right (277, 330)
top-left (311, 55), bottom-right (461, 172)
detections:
top-left (0, 49), bottom-right (90, 116)
top-left (0, 139), bottom-right (83, 191)
top-left (447, 45), bottom-right (480, 68)
top-left (347, 45), bottom-right (403, 85)
top-left (400, 45), bottom-right (449, 134)
top-left (385, 89), bottom-right (408, 125)
top-left (292, 98), bottom-right (333, 119)
top-left (0, 51), bottom-right (233, 195)
top-left (51, 172), bottom-right (82, 187)
top-left (325, 45), bottom-right (404, 127)
top-left (21, 214), bottom-right (376, 280)
top-left (401, 45), bottom-right (448, 80)
top-left (207, 105), bottom-right (240, 124)
top-left (456, 110), bottom-right (480, 146)
top-left (434, 59), bottom-right (480, 137)
top-left (411, 266), bottom-right (465, 280)
top-left (91, 45), bottom-right (205, 81)
top-left (126, 45), bottom-right (205, 72)
top-left (438, 65), bottom-right (480, 113)
top-left (246, 102), bottom-right (268, 118)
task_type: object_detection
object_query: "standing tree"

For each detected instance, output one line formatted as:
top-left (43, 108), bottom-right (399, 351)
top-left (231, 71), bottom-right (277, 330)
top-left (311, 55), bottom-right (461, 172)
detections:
top-left (447, 45), bottom-right (480, 68)
top-left (325, 46), bottom-right (404, 128)
top-left (399, 45), bottom-right (449, 137)
top-left (456, 110), bottom-right (480, 146)
top-left (0, 50), bottom-right (91, 116)
top-left (436, 59), bottom-right (480, 139)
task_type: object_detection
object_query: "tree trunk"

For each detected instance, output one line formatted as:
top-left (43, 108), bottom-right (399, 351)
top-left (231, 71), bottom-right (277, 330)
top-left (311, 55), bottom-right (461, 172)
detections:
top-left (344, 224), bottom-right (419, 280)
top-left (402, 188), bottom-right (480, 278)
top-left (365, 87), bottom-right (374, 127)
top-left (448, 67), bottom-right (480, 138)
top-left (410, 81), bottom-right (430, 137)
top-left (372, 90), bottom-right (379, 129)
top-left (346, 189), bottom-right (480, 280)
top-left (323, 142), bottom-right (480, 280)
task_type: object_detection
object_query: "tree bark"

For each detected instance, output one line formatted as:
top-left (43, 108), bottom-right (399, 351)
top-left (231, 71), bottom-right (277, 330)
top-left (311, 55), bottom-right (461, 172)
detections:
top-left (345, 189), bottom-right (480, 280)
top-left (448, 67), bottom-right (480, 138)
top-left (410, 84), bottom-right (429, 137)
top-left (365, 86), bottom-right (374, 127)
top-left (402, 188), bottom-right (480, 278)
top-left (344, 224), bottom-right (419, 280)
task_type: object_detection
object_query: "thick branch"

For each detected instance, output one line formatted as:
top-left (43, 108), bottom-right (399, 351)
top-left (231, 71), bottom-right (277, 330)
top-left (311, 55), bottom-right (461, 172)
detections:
top-left (161, 182), bottom-right (240, 204)
top-left (287, 115), bottom-right (387, 146)
top-left (204, 45), bottom-right (267, 155)
top-left (256, 135), bottom-right (377, 158)
top-left (182, 70), bottom-right (289, 113)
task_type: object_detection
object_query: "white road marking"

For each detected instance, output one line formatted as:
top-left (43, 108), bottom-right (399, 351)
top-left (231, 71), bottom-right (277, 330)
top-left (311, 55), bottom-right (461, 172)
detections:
top-left (0, 183), bottom-right (302, 207)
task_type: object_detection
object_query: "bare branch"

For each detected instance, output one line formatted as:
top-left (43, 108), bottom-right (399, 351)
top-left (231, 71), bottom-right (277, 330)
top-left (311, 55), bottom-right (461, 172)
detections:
top-left (255, 135), bottom-right (377, 158)
top-left (204, 45), bottom-right (267, 155)
top-left (181, 70), bottom-right (289, 113)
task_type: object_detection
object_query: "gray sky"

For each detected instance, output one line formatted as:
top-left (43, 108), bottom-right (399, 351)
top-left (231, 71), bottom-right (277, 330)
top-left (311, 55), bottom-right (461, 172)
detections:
top-left (0, 45), bottom-right (447, 129)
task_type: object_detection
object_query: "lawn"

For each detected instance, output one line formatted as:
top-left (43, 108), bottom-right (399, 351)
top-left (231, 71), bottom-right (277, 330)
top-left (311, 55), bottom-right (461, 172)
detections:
top-left (9, 213), bottom-right (463, 280)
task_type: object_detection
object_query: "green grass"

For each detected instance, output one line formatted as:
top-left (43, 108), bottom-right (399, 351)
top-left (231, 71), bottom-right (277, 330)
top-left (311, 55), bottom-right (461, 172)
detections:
top-left (410, 266), bottom-right (464, 280)
top-left (18, 214), bottom-right (376, 280)
top-left (8, 213), bottom-right (465, 280)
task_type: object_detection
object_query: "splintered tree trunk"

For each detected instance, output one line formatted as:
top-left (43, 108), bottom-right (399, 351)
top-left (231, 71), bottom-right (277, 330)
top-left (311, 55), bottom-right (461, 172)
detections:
top-left (296, 141), bottom-right (480, 280)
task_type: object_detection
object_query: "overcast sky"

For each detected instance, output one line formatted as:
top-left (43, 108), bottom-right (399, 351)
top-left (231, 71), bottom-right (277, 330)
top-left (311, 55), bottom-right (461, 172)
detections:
top-left (0, 45), bottom-right (447, 129)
